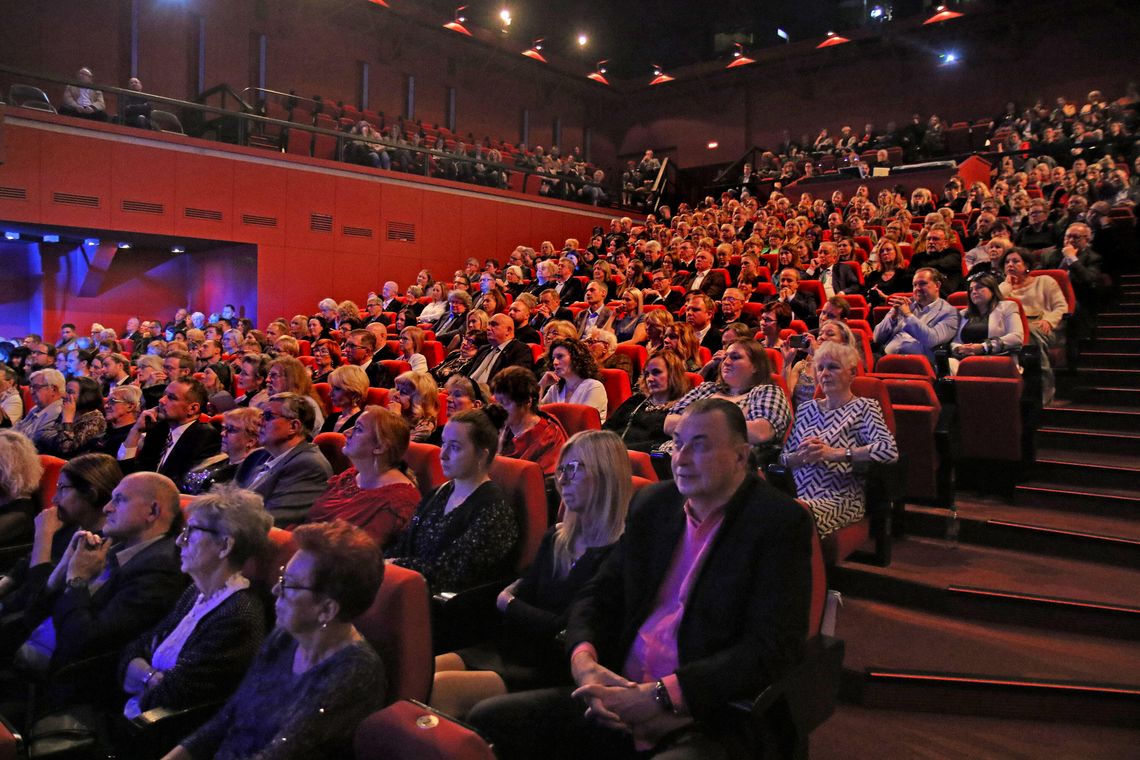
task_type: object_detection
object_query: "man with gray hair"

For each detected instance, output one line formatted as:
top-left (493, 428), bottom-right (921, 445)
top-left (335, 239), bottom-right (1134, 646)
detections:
top-left (236, 393), bottom-right (332, 526)
top-left (96, 384), bottom-right (143, 457)
top-left (16, 369), bottom-right (65, 448)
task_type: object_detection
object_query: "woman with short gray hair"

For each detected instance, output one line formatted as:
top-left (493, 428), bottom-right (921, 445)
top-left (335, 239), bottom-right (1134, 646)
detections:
top-left (0, 430), bottom-right (43, 546)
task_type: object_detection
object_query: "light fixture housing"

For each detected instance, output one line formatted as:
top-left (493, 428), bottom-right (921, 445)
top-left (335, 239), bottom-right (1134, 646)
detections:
top-left (649, 65), bottom-right (674, 85)
top-left (3, 231), bottom-right (19, 241)
top-left (577, 33), bottom-right (588, 47)
top-left (522, 38), bottom-right (547, 62)
top-left (42, 234), bottom-right (60, 243)
top-left (727, 43), bottom-right (755, 68)
top-left (816, 31), bottom-right (851, 48)
top-left (117, 242), bottom-right (132, 249)
top-left (924, 6), bottom-right (963, 24)
top-left (587, 60), bottom-right (609, 85)
top-left (171, 245), bottom-right (186, 254)
top-left (366, 0), bottom-right (389, 7)
top-left (444, 5), bottom-right (471, 35)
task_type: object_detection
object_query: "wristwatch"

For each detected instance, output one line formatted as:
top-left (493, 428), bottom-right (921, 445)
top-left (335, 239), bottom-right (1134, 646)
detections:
top-left (654, 680), bottom-right (679, 715)
top-left (844, 448), bottom-right (854, 464)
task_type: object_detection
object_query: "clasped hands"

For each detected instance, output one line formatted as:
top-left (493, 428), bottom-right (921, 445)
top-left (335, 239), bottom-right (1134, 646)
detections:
top-left (65, 530), bottom-right (110, 585)
top-left (569, 652), bottom-right (692, 743)
top-left (795, 436), bottom-right (843, 465)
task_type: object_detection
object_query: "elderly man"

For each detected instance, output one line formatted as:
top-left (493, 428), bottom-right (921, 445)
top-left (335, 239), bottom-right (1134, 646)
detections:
top-left (119, 377), bottom-right (221, 483)
top-left (680, 248), bottom-right (727, 300)
top-left (910, 225), bottom-right (963, 297)
top-left (719, 288), bottom-right (758, 330)
top-left (531, 289), bottom-right (574, 332)
top-left (469, 399), bottom-right (813, 760)
top-left (584, 328), bottom-right (634, 386)
top-left (15, 369), bottom-right (66, 448)
top-left (553, 257), bottom-right (585, 305)
top-left (767, 269), bottom-right (817, 326)
top-left (463, 313), bottom-right (535, 386)
top-left (379, 281), bottom-right (401, 312)
top-left (365, 322), bottom-right (398, 363)
top-left (344, 329), bottom-right (393, 389)
top-left (236, 393), bottom-right (331, 526)
top-left (804, 242), bottom-right (860, 298)
top-left (60, 67), bottom-right (108, 121)
top-left (872, 267), bottom-right (959, 362)
top-left (9, 472), bottom-right (184, 690)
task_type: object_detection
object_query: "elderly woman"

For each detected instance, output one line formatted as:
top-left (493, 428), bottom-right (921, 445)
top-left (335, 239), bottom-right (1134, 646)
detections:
top-left (584, 328), bottom-right (635, 386)
top-left (0, 364), bottom-right (23, 426)
top-left (783, 320), bottom-right (863, 410)
top-left (417, 284), bottom-right (448, 327)
top-left (319, 365), bottom-right (369, 435)
top-left (309, 338), bottom-right (341, 385)
top-left (538, 338), bottom-right (608, 423)
top-left (492, 367), bottom-right (568, 476)
top-left (168, 521), bottom-right (386, 760)
top-left (999, 247), bottom-right (1068, 403)
top-left (603, 349), bottom-right (691, 453)
top-left (119, 484), bottom-right (271, 719)
top-left (663, 339), bottom-right (792, 460)
top-left (389, 370), bottom-right (440, 442)
top-left (181, 407), bottom-right (263, 495)
top-left (389, 410), bottom-right (519, 592)
top-left (397, 326), bottom-right (429, 374)
top-left (431, 430), bottom-right (630, 718)
top-left (40, 376), bottom-right (107, 457)
top-left (503, 266), bottom-right (527, 300)
top-left (662, 322), bottom-right (703, 372)
top-left (0, 430), bottom-right (42, 546)
top-left (267, 356), bottom-right (326, 432)
top-left (612, 288), bottom-right (647, 344)
top-left (951, 273), bottom-right (1025, 371)
top-left (308, 407), bottom-right (420, 548)
top-left (781, 341), bottom-right (898, 536)
top-left (433, 329), bottom-right (487, 384)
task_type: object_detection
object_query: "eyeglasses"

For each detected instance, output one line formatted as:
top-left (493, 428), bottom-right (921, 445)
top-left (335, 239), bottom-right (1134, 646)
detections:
top-left (276, 565), bottom-right (316, 593)
top-left (178, 523), bottom-right (222, 541)
top-left (30, 383), bottom-right (51, 390)
top-left (261, 410), bottom-right (297, 422)
top-left (555, 461), bottom-right (585, 482)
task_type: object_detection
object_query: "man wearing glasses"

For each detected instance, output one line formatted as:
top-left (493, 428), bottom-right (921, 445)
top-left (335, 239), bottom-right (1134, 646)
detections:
top-left (343, 329), bottom-right (393, 389)
top-left (15, 369), bottom-right (66, 448)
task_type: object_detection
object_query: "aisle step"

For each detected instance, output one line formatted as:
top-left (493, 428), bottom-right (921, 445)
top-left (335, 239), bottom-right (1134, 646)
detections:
top-left (1032, 449), bottom-right (1140, 491)
top-left (1074, 368), bottom-right (1140, 387)
top-left (1080, 352), bottom-right (1140, 370)
top-left (1036, 426), bottom-right (1140, 456)
top-left (1014, 482), bottom-right (1140, 518)
top-left (1095, 325), bottom-right (1140, 339)
top-left (1041, 403), bottom-right (1140, 433)
top-left (1063, 385), bottom-right (1140, 406)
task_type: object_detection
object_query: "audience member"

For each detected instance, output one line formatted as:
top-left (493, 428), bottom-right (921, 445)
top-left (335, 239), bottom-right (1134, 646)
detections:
top-left (319, 365), bottom-right (369, 435)
top-left (603, 350), bottom-right (690, 453)
top-left (120, 378), bottom-right (221, 484)
top-left (389, 371), bottom-right (440, 442)
top-left (38, 376), bottom-right (107, 457)
top-left (15, 369), bottom-right (65, 449)
top-left (344, 330), bottom-right (393, 389)
top-left (60, 67), bottom-right (108, 121)
top-left (950, 273), bottom-right (1025, 371)
top-left (492, 367), bottom-right (569, 476)
top-left (180, 406), bottom-right (263, 495)
top-left (999, 248), bottom-right (1068, 403)
top-left (538, 338), bottom-right (608, 423)
top-left (0, 430), bottom-right (41, 546)
top-left (871, 267), bottom-right (959, 363)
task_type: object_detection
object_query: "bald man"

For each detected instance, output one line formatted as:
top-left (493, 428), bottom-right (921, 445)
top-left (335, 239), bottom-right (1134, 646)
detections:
top-left (463, 313), bottom-right (536, 385)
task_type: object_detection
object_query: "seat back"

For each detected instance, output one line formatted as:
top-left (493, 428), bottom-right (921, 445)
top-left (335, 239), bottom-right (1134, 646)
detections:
top-left (313, 431), bottom-right (351, 474)
top-left (314, 382), bottom-right (336, 413)
top-left (884, 379), bottom-right (941, 502)
top-left (873, 354), bottom-right (936, 380)
top-left (242, 527), bottom-right (299, 594)
top-left (765, 348), bottom-right (784, 375)
top-left (9, 83), bottom-right (54, 111)
top-left (354, 700), bottom-right (495, 760)
top-left (38, 455), bottom-right (66, 508)
top-left (540, 403), bottom-right (600, 435)
top-left (381, 360), bottom-right (413, 378)
top-left (404, 442), bottom-right (446, 497)
top-left (957, 356), bottom-right (1019, 378)
top-left (489, 456), bottom-right (548, 572)
top-left (850, 376), bottom-right (896, 434)
top-left (355, 566), bottom-right (433, 705)
top-left (955, 357), bottom-right (1022, 461)
top-left (947, 291), bottom-right (969, 308)
top-left (599, 368), bottom-right (632, 418)
top-left (614, 343), bottom-right (647, 377)
top-left (627, 450), bottom-right (658, 481)
top-left (422, 341), bottom-right (445, 369)
top-left (366, 387), bottom-right (390, 407)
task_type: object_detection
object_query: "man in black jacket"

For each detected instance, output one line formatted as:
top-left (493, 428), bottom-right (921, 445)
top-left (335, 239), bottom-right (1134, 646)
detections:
top-left (119, 378), bottom-right (221, 485)
top-left (463, 314), bottom-right (536, 386)
top-left (469, 399), bottom-right (813, 759)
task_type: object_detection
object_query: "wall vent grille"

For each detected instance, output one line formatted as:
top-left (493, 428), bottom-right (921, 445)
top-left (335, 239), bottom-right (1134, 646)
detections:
top-left (386, 221), bottom-right (415, 242)
top-left (241, 214), bottom-right (278, 227)
top-left (0, 186), bottom-right (28, 201)
top-left (184, 207), bottom-right (223, 221)
top-left (310, 213), bottom-right (334, 232)
top-left (121, 199), bottom-right (164, 215)
top-left (52, 192), bottom-right (100, 208)
top-left (343, 225), bottom-right (373, 238)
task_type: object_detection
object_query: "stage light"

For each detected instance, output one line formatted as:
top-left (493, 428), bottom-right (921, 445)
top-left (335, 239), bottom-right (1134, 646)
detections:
top-left (171, 245), bottom-right (186, 254)
top-left (707, 141), bottom-right (719, 149)
top-left (925, 5), bottom-right (963, 24)
top-left (42, 234), bottom-right (59, 243)
top-left (816, 31), bottom-right (851, 48)
top-left (587, 60), bottom-right (609, 85)
top-left (577, 33), bottom-right (588, 47)
top-left (117, 242), bottom-right (132, 249)
top-left (649, 65), bottom-right (674, 85)
top-left (776, 28), bottom-right (789, 42)
top-left (3, 232), bottom-right (18, 241)
top-left (84, 238), bottom-right (99, 247)
top-left (444, 5), bottom-right (471, 35)
top-left (727, 42), bottom-right (755, 68)
top-left (940, 51), bottom-right (960, 64)
top-left (522, 38), bottom-right (547, 62)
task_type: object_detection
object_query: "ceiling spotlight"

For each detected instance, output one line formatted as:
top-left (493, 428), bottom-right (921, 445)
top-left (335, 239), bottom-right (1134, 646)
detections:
top-left (816, 31), bottom-right (851, 48)
top-left (84, 238), bottom-right (99, 247)
top-left (776, 28), bottom-right (790, 43)
top-left (444, 5), bottom-right (471, 35)
top-left (171, 245), bottom-right (186, 254)
top-left (42, 234), bottom-right (60, 243)
top-left (3, 231), bottom-right (19, 241)
top-left (117, 242), bottom-right (132, 249)
top-left (649, 65), bottom-right (674, 85)
top-left (577, 33), bottom-right (588, 47)
top-left (940, 51), bottom-right (960, 64)
top-left (707, 141), bottom-right (719, 150)
top-left (587, 59), bottom-right (609, 85)
top-left (522, 38), bottom-right (547, 62)
top-left (924, 5), bottom-right (963, 24)
top-left (499, 8), bottom-right (511, 25)
top-left (727, 42), bottom-right (756, 68)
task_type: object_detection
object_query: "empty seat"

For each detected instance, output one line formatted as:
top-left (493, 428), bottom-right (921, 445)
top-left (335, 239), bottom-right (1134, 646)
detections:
top-left (9, 84), bottom-right (55, 112)
top-left (540, 403), bottom-right (600, 436)
top-left (954, 356), bottom-right (1023, 463)
top-left (884, 378), bottom-right (945, 504)
top-left (873, 354), bottom-right (936, 380)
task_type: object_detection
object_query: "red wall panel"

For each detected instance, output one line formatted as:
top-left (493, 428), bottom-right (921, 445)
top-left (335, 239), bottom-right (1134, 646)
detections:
top-left (232, 161), bottom-right (290, 247)
top-left (0, 121), bottom-right (42, 224)
top-left (174, 152), bottom-right (234, 240)
top-left (459, 196), bottom-right (498, 262)
top-left (495, 202), bottom-right (533, 259)
top-left (416, 191), bottom-right (463, 279)
top-left (284, 169), bottom-right (337, 250)
top-left (335, 176), bottom-right (382, 256)
top-left (110, 142), bottom-right (177, 235)
top-left (378, 183), bottom-right (423, 261)
top-left (39, 133), bottom-right (112, 230)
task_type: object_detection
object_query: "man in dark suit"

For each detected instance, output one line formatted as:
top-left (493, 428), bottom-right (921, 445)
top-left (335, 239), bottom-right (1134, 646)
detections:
top-left (119, 377), bottom-right (221, 485)
top-left (344, 329), bottom-right (393, 389)
top-left (364, 323), bottom-right (398, 362)
top-left (463, 314), bottom-right (536, 386)
top-left (9, 472), bottom-right (185, 698)
top-left (908, 226), bottom-right (962, 297)
top-left (469, 399), bottom-right (813, 759)
top-left (804, 242), bottom-right (861, 298)
top-left (680, 249), bottom-right (728, 300)
top-left (554, 257), bottom-right (585, 305)
top-left (531, 289), bottom-right (574, 332)
top-left (686, 293), bottom-right (723, 355)
top-left (767, 269), bottom-right (818, 325)
top-left (644, 272), bottom-right (685, 312)
top-left (506, 299), bottom-right (541, 344)
top-left (236, 392), bottom-right (332, 526)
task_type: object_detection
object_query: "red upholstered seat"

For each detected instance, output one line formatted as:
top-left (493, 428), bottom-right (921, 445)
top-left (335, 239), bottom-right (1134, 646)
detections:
top-left (298, 339), bottom-right (311, 356)
top-left (798, 280), bottom-right (827, 310)
top-left (765, 348), bottom-right (784, 375)
top-left (381, 360), bottom-right (413, 378)
top-left (242, 527), bottom-right (298, 593)
top-left (422, 341), bottom-right (445, 369)
top-left (314, 382), bottom-right (336, 413)
top-left (355, 566), bottom-right (433, 705)
top-left (884, 379), bottom-right (943, 503)
top-left (685, 372), bottom-right (705, 391)
top-left (37, 455), bottom-right (65, 508)
top-left (947, 290), bottom-right (969, 308)
top-left (955, 356), bottom-right (1023, 462)
top-left (540, 403), bottom-right (600, 436)
top-left (529, 343), bottom-right (544, 364)
top-left (489, 456), bottom-right (548, 572)
top-left (354, 700), bottom-right (495, 760)
top-left (873, 354), bottom-right (936, 380)
top-left (614, 342), bottom-right (647, 377)
top-left (599, 368), bottom-right (632, 418)
top-left (366, 387), bottom-right (390, 407)
top-left (314, 431), bottom-right (351, 474)
top-left (627, 450), bottom-right (658, 481)
top-left (631, 475), bottom-right (654, 494)
top-left (404, 442), bottom-right (446, 497)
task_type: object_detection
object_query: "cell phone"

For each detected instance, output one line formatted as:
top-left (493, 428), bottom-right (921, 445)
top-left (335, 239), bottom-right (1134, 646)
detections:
top-left (789, 334), bottom-right (810, 350)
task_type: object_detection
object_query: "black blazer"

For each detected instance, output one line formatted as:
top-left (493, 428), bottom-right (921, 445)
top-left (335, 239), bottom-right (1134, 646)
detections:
top-left (514, 324), bottom-right (542, 345)
top-left (681, 269), bottom-right (728, 300)
top-left (645, 289), bottom-right (685, 312)
top-left (462, 339), bottom-right (536, 382)
top-left (565, 475), bottom-right (812, 727)
top-left (805, 264), bottom-right (862, 296)
top-left (555, 278), bottom-right (584, 305)
top-left (127, 420), bottom-right (222, 485)
top-left (363, 361), bottom-right (393, 389)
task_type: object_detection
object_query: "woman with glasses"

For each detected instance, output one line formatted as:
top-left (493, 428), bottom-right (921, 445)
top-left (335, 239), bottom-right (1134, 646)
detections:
top-left (389, 410), bottom-right (518, 593)
top-left (492, 366), bottom-right (568, 476)
top-left (318, 365), bottom-right (368, 435)
top-left (432, 329), bottom-right (487, 385)
top-left (118, 483), bottom-right (271, 723)
top-left (388, 371), bottom-right (439, 443)
top-left (309, 407), bottom-right (420, 548)
top-left (180, 407), bottom-right (263, 495)
top-left (40, 376), bottom-right (107, 457)
top-left (309, 339), bottom-right (341, 385)
top-left (170, 520), bottom-right (386, 760)
top-left (396, 326), bottom-right (429, 374)
top-left (266, 356), bottom-right (326, 433)
top-left (603, 350), bottom-right (691, 453)
top-left (431, 430), bottom-right (630, 718)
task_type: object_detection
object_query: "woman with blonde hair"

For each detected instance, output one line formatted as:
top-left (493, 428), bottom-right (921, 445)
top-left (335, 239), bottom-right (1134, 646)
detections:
top-left (662, 322), bottom-right (702, 372)
top-left (783, 319), bottom-right (863, 410)
top-left (181, 406), bottom-right (263, 495)
top-left (0, 430), bottom-right (43, 545)
top-left (431, 430), bottom-right (630, 718)
top-left (642, 309), bottom-right (674, 356)
top-left (397, 326), bottom-right (429, 373)
top-left (320, 364), bottom-right (370, 434)
top-left (612, 288), bottom-right (646, 344)
top-left (266, 356), bottom-right (326, 431)
top-left (389, 370), bottom-right (440, 442)
top-left (335, 299), bottom-right (363, 331)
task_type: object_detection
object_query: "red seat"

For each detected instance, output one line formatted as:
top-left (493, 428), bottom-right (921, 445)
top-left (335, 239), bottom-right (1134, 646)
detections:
top-left (627, 450), bottom-right (658, 481)
top-left (884, 378), bottom-right (943, 503)
top-left (314, 382), bottom-right (336, 413)
top-left (489, 456), bottom-right (548, 572)
top-left (366, 387), bottom-right (390, 407)
top-left (873, 354), bottom-right (936, 380)
top-left (354, 700), bottom-right (495, 760)
top-left (354, 566), bottom-right (434, 705)
top-left (840, 293), bottom-right (869, 320)
top-left (242, 527), bottom-right (298, 593)
top-left (698, 346), bottom-right (712, 364)
top-left (955, 357), bottom-right (1023, 463)
top-left (947, 290), bottom-right (969, 308)
top-left (529, 343), bottom-right (544, 364)
top-left (685, 372), bottom-right (705, 391)
top-left (614, 343), bottom-right (647, 377)
top-left (599, 368), bottom-right (632, 418)
top-left (631, 475), bottom-right (655, 494)
top-left (422, 341), bottom-right (445, 369)
top-left (38, 455), bottom-right (66, 508)
top-left (298, 339), bottom-right (311, 356)
top-left (404, 442), bottom-right (446, 497)
top-left (839, 260), bottom-right (864, 286)
top-left (765, 348), bottom-right (784, 375)
top-left (540, 403), bottom-right (600, 436)
top-left (314, 431), bottom-right (351, 474)
top-left (382, 360), bottom-right (413, 378)
top-left (798, 280), bottom-right (827, 310)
